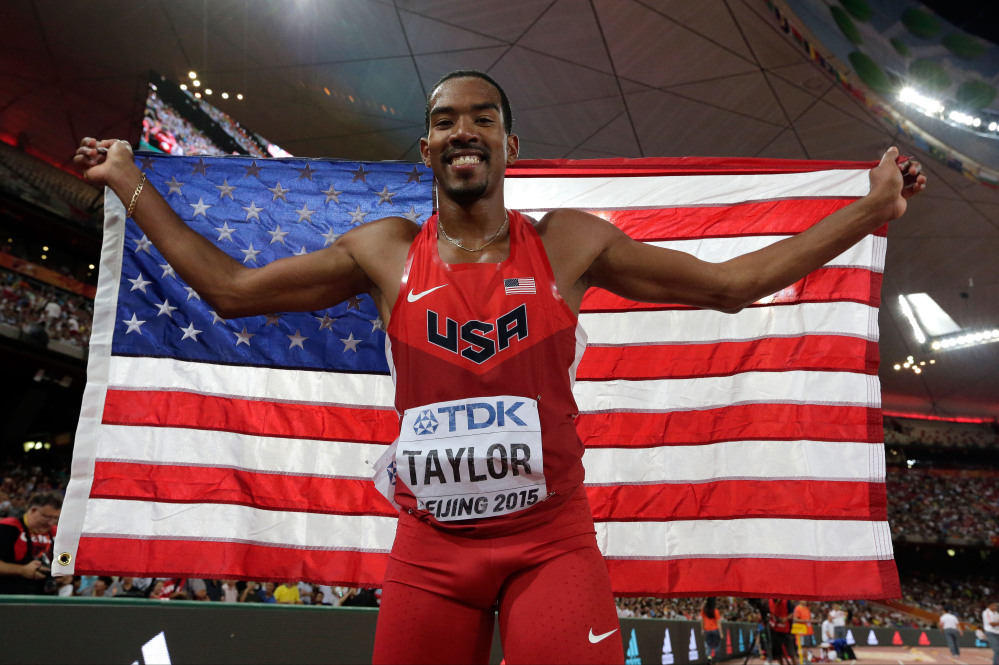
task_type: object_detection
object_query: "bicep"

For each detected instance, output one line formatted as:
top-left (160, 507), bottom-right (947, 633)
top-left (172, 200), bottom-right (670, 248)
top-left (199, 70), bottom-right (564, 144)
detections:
top-left (586, 231), bottom-right (738, 311)
top-left (225, 242), bottom-right (371, 317)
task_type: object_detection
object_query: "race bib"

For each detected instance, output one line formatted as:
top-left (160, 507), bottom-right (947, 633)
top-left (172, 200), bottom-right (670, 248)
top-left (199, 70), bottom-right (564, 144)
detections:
top-left (396, 395), bottom-right (546, 521)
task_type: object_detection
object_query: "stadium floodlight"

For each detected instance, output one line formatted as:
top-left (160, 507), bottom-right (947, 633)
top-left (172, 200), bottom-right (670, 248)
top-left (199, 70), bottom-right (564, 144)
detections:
top-left (898, 295), bottom-right (926, 344)
top-left (930, 328), bottom-right (999, 352)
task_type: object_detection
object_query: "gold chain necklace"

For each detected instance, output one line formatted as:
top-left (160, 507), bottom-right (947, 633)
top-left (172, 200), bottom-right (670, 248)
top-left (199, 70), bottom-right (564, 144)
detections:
top-left (438, 211), bottom-right (509, 252)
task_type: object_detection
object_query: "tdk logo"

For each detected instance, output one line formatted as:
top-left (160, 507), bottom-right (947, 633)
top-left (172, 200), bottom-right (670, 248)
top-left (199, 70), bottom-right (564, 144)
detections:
top-left (434, 400), bottom-right (527, 433)
top-left (413, 410), bottom-right (439, 435)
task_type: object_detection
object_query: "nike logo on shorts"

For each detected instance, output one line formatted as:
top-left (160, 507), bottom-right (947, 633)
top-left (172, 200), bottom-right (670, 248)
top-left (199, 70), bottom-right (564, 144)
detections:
top-left (588, 628), bottom-right (618, 644)
top-left (407, 285), bottom-right (448, 302)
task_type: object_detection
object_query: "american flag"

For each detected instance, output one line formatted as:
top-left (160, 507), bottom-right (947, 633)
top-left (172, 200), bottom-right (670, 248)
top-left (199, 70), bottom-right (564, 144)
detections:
top-left (503, 277), bottom-right (536, 295)
top-left (54, 154), bottom-right (897, 599)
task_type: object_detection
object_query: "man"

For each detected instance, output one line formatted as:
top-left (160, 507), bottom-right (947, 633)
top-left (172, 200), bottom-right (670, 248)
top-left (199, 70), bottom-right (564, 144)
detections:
top-left (274, 580), bottom-right (303, 604)
top-left (0, 491), bottom-right (61, 595)
top-left (938, 607), bottom-right (961, 657)
top-left (793, 600), bottom-right (815, 648)
top-left (768, 598), bottom-right (799, 665)
top-left (75, 69), bottom-right (924, 664)
top-left (984, 601), bottom-right (999, 665)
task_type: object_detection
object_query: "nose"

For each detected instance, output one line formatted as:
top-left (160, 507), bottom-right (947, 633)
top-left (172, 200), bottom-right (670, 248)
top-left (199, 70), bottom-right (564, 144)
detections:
top-left (449, 115), bottom-right (479, 144)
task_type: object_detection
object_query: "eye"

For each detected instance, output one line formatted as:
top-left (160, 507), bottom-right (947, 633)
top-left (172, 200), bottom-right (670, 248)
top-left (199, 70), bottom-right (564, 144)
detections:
top-left (433, 118), bottom-right (453, 129)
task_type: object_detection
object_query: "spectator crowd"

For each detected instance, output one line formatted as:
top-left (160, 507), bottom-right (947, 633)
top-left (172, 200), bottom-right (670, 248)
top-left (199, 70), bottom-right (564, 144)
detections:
top-left (0, 267), bottom-right (94, 350)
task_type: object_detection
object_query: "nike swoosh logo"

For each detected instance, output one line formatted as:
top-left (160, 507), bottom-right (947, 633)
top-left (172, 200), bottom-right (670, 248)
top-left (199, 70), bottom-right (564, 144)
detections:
top-left (588, 628), bottom-right (618, 644)
top-left (407, 284), bottom-right (448, 302)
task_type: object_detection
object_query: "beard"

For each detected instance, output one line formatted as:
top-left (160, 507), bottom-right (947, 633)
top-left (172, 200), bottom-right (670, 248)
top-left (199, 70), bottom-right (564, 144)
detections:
top-left (440, 177), bottom-right (489, 204)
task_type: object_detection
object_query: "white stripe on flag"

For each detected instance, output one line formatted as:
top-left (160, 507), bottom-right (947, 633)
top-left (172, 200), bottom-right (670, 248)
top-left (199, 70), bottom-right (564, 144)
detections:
top-left (506, 169), bottom-right (870, 210)
top-left (574, 370), bottom-right (879, 413)
top-left (583, 440), bottom-right (885, 485)
top-left (580, 301), bottom-right (879, 345)
top-left (96, 425), bottom-right (383, 479)
top-left (81, 499), bottom-right (397, 552)
top-left (109, 356), bottom-right (395, 407)
top-left (596, 518), bottom-right (894, 560)
top-left (652, 234), bottom-right (885, 271)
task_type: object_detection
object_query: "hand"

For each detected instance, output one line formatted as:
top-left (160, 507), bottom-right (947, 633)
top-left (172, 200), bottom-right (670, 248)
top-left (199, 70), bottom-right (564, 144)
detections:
top-left (20, 559), bottom-right (44, 580)
top-left (867, 147), bottom-right (926, 222)
top-left (73, 137), bottom-right (135, 188)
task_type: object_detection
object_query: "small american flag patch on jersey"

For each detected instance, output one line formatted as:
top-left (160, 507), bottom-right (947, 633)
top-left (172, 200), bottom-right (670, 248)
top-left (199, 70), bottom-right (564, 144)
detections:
top-left (504, 277), bottom-right (536, 295)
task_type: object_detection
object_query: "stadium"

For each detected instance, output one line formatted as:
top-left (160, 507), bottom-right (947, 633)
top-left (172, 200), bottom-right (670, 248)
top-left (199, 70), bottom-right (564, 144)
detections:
top-left (1, 0), bottom-right (997, 663)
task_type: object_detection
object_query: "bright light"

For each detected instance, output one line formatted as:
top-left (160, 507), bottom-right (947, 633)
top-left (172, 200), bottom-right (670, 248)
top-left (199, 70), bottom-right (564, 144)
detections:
top-left (898, 87), bottom-right (945, 115)
top-left (205, 88), bottom-right (212, 95)
top-left (974, 118), bottom-right (981, 127)
top-left (893, 364), bottom-right (901, 370)
top-left (946, 549), bottom-right (956, 557)
top-left (180, 84), bottom-right (188, 90)
top-left (189, 71), bottom-right (198, 79)
top-left (193, 79), bottom-right (201, 87)
top-left (195, 92), bottom-right (201, 98)
top-left (991, 122), bottom-right (998, 131)
top-left (931, 341), bottom-right (941, 350)
top-left (898, 295), bottom-right (926, 344)
top-left (237, 94), bottom-right (243, 100)
top-left (42, 245), bottom-right (49, 251)
top-left (88, 264), bottom-right (95, 269)
top-left (907, 460), bottom-right (916, 468)
top-left (221, 92), bottom-right (229, 99)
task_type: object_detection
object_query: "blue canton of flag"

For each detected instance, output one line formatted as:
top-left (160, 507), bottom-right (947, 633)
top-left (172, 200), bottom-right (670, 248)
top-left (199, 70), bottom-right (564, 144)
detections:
top-left (116, 155), bottom-right (433, 372)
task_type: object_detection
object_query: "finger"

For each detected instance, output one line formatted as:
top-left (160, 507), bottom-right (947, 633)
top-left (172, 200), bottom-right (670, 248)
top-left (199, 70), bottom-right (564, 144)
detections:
top-left (880, 146), bottom-right (899, 167)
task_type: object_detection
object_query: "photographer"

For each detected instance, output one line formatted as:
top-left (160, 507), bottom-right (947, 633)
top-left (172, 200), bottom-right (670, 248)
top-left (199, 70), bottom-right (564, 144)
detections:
top-left (0, 491), bottom-right (62, 594)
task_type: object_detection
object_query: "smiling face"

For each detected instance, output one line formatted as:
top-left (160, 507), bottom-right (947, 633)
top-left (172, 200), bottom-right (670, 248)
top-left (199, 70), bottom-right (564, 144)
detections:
top-left (420, 76), bottom-right (519, 206)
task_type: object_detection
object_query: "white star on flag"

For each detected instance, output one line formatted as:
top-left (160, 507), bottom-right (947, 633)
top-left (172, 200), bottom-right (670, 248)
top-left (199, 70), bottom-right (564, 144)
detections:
top-left (234, 327), bottom-right (255, 346)
top-left (268, 182), bottom-right (289, 201)
top-left (242, 201), bottom-right (263, 221)
top-left (403, 206), bottom-right (421, 222)
top-left (155, 299), bottom-right (178, 317)
top-left (241, 243), bottom-right (261, 263)
top-left (183, 286), bottom-right (201, 301)
top-left (180, 322), bottom-right (203, 341)
top-left (134, 235), bottom-right (153, 254)
top-left (321, 228), bottom-right (338, 246)
top-left (215, 222), bottom-right (237, 242)
top-left (190, 198), bottom-right (212, 217)
top-left (210, 311), bottom-right (226, 325)
top-left (321, 184), bottom-right (342, 204)
top-left (348, 205), bottom-right (368, 225)
top-left (268, 225), bottom-right (289, 244)
top-left (159, 263), bottom-right (176, 279)
top-left (340, 332), bottom-right (361, 352)
top-left (128, 274), bottom-right (151, 293)
top-left (287, 330), bottom-right (308, 349)
top-left (295, 203), bottom-right (316, 223)
top-left (166, 176), bottom-right (184, 195)
top-left (376, 186), bottom-right (396, 205)
top-left (216, 178), bottom-right (237, 199)
top-left (316, 313), bottom-right (336, 330)
top-left (122, 313), bottom-right (145, 334)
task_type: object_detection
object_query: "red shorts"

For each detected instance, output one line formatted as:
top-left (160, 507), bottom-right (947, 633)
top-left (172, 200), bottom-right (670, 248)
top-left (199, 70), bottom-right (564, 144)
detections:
top-left (373, 487), bottom-right (624, 664)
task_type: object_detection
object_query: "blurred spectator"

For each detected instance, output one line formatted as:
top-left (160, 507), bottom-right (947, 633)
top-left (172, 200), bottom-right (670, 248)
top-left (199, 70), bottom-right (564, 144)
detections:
top-left (220, 580), bottom-right (239, 602)
top-left (1, 268), bottom-right (94, 351)
top-left (274, 580), bottom-right (302, 604)
top-left (0, 490), bottom-right (62, 595)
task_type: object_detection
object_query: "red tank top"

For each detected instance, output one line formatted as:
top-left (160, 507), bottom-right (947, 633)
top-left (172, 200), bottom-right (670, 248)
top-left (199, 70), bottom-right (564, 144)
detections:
top-left (385, 210), bottom-right (587, 535)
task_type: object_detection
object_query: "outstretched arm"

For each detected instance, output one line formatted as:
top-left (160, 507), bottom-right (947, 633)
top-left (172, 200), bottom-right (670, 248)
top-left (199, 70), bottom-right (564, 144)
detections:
top-left (74, 138), bottom-right (378, 318)
top-left (581, 147), bottom-right (925, 312)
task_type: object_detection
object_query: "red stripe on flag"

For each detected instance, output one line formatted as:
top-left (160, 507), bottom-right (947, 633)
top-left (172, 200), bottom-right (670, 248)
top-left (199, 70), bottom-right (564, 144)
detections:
top-left (578, 336), bottom-right (879, 380)
top-left (90, 461), bottom-right (396, 517)
top-left (594, 199), bottom-right (861, 239)
top-left (73, 536), bottom-right (389, 587)
top-left (102, 389), bottom-right (398, 443)
top-left (88, 462), bottom-right (884, 522)
top-left (605, 557), bottom-right (900, 599)
top-left (577, 404), bottom-right (882, 447)
top-left (586, 479), bottom-right (887, 522)
top-left (582, 268), bottom-right (882, 312)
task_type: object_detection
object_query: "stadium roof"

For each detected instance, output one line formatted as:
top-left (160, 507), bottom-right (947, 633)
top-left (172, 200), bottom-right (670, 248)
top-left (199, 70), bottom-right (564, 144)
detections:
top-left (2, 0), bottom-right (997, 418)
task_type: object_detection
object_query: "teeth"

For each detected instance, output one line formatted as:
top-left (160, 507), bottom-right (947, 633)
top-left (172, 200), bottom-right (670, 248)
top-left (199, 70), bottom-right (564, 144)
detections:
top-left (451, 155), bottom-right (481, 166)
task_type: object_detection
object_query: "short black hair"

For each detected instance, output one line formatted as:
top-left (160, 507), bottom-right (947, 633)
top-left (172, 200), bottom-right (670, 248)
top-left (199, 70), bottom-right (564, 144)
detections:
top-left (29, 491), bottom-right (63, 510)
top-left (425, 70), bottom-right (513, 135)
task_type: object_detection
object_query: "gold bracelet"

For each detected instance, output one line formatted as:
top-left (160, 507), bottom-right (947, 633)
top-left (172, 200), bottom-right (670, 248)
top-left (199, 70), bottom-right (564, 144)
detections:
top-left (127, 172), bottom-right (146, 218)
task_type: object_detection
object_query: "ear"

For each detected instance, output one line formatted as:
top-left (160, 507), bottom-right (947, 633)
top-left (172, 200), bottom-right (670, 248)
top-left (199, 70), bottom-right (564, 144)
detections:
top-left (419, 137), bottom-right (431, 168)
top-left (505, 133), bottom-right (519, 165)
